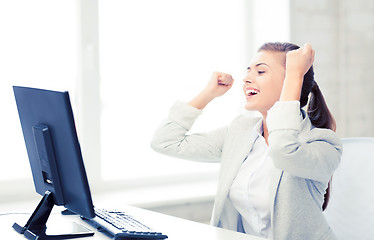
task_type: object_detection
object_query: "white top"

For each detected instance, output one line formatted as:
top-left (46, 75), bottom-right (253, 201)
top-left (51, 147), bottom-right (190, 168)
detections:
top-left (229, 120), bottom-right (275, 239)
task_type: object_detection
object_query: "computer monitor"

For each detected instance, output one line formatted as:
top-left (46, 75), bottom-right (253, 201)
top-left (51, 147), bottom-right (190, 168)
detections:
top-left (13, 86), bottom-right (95, 239)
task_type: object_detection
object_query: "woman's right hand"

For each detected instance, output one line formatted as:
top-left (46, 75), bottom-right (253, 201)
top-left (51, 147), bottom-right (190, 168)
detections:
top-left (188, 72), bottom-right (234, 109)
top-left (204, 72), bottom-right (234, 98)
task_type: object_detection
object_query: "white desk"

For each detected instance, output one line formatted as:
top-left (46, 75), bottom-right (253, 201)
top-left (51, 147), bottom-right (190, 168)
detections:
top-left (0, 205), bottom-right (265, 240)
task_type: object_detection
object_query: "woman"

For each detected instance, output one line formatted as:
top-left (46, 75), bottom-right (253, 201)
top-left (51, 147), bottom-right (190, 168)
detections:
top-left (151, 42), bottom-right (342, 239)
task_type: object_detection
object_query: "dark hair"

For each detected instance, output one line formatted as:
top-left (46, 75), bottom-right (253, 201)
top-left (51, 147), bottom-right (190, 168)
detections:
top-left (258, 42), bottom-right (336, 210)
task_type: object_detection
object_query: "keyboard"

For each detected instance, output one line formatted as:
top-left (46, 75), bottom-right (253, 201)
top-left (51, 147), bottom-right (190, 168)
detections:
top-left (92, 208), bottom-right (168, 239)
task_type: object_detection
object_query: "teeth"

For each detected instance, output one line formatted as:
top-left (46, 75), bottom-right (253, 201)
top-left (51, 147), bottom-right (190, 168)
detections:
top-left (245, 89), bottom-right (259, 95)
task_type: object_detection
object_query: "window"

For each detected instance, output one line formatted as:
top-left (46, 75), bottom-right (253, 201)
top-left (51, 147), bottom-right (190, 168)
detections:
top-left (1, 0), bottom-right (290, 200)
top-left (98, 0), bottom-right (248, 182)
top-left (0, 1), bottom-right (78, 182)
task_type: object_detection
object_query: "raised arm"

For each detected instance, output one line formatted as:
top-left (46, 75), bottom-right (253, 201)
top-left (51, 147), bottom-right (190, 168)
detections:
top-left (280, 43), bottom-right (315, 102)
top-left (151, 72), bottom-right (234, 163)
top-left (268, 44), bottom-right (342, 182)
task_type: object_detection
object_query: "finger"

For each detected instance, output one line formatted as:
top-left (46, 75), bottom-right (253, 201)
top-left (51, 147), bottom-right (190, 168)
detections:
top-left (226, 75), bottom-right (234, 85)
top-left (300, 44), bottom-right (312, 58)
top-left (303, 43), bottom-right (312, 51)
top-left (217, 73), bottom-right (224, 83)
top-left (226, 77), bottom-right (234, 86)
top-left (220, 78), bottom-right (233, 86)
top-left (217, 73), bottom-right (225, 85)
top-left (220, 73), bottom-right (231, 83)
top-left (221, 75), bottom-right (234, 86)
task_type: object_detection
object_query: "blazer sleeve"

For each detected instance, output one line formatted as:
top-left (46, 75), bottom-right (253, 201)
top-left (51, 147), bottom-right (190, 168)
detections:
top-left (150, 101), bottom-right (227, 163)
top-left (267, 101), bottom-right (343, 182)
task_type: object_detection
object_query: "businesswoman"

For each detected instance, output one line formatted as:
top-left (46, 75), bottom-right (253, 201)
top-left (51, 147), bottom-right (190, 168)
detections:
top-left (151, 42), bottom-right (342, 239)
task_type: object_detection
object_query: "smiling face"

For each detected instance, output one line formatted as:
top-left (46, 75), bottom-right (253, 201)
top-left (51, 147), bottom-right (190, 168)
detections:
top-left (243, 50), bottom-right (286, 115)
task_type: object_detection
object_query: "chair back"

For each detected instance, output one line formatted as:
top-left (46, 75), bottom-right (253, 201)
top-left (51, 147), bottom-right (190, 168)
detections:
top-left (324, 137), bottom-right (374, 240)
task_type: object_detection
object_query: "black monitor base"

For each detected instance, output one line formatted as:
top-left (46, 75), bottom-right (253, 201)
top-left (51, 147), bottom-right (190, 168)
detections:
top-left (12, 191), bottom-right (94, 240)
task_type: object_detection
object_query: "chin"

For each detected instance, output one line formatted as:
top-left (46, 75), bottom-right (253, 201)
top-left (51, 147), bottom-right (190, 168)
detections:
top-left (244, 102), bottom-right (257, 111)
top-left (244, 102), bottom-right (270, 116)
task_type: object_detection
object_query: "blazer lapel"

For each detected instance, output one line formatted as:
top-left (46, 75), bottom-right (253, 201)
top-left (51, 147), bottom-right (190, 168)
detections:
top-left (216, 118), bottom-right (261, 204)
top-left (212, 116), bottom-right (262, 226)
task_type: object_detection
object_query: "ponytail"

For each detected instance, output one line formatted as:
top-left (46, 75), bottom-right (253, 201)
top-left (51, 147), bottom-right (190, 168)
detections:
top-left (307, 81), bottom-right (336, 132)
top-left (307, 80), bottom-right (336, 211)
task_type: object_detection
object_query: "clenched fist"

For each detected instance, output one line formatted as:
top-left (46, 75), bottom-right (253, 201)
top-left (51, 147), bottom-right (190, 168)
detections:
top-left (204, 72), bottom-right (234, 98)
top-left (285, 43), bottom-right (315, 78)
top-left (188, 71), bottom-right (234, 109)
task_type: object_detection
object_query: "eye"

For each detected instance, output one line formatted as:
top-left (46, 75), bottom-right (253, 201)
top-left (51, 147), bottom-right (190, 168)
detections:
top-left (258, 71), bottom-right (265, 75)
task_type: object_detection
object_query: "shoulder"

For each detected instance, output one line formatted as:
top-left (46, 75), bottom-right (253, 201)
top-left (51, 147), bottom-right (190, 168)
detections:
top-left (300, 116), bottom-right (343, 154)
top-left (229, 112), bottom-right (261, 131)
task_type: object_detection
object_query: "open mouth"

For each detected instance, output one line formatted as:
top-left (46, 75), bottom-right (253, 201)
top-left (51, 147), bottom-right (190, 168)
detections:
top-left (245, 88), bottom-right (260, 98)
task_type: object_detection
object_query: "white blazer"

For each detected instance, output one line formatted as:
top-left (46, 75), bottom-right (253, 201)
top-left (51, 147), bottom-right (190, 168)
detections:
top-left (151, 101), bottom-right (342, 240)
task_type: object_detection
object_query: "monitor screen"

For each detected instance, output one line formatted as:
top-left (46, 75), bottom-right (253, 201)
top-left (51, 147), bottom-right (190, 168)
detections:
top-left (13, 86), bottom-right (95, 219)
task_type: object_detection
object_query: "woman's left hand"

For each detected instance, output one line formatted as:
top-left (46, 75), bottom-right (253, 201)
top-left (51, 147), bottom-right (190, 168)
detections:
top-left (285, 43), bottom-right (315, 78)
top-left (279, 43), bottom-right (315, 102)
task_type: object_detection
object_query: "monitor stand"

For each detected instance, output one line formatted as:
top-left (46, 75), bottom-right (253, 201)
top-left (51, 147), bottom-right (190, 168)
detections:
top-left (12, 191), bottom-right (94, 240)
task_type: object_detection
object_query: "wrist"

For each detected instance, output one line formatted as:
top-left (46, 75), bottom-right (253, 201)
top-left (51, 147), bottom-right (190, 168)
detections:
top-left (280, 74), bottom-right (304, 102)
top-left (285, 71), bottom-right (304, 81)
top-left (200, 87), bottom-right (217, 100)
top-left (188, 89), bottom-right (215, 109)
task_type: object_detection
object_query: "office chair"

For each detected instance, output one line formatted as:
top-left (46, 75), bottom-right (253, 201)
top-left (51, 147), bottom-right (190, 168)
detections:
top-left (324, 137), bottom-right (374, 240)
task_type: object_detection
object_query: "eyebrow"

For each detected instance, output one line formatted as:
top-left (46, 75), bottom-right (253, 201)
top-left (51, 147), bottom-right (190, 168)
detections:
top-left (247, 63), bottom-right (270, 70)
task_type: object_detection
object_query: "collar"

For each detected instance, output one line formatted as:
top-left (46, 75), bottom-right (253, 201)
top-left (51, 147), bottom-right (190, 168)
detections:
top-left (253, 118), bottom-right (264, 136)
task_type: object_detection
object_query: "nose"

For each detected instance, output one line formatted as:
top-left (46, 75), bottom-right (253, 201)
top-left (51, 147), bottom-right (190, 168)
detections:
top-left (243, 73), bottom-right (253, 84)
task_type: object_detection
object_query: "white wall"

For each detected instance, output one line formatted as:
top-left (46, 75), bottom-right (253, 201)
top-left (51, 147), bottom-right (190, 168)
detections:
top-left (290, 0), bottom-right (374, 137)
